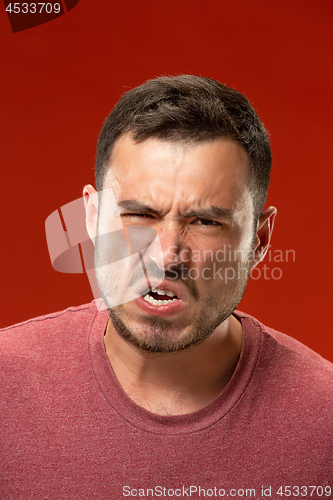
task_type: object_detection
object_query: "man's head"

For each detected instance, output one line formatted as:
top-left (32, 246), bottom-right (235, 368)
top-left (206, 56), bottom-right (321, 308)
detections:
top-left (84, 75), bottom-right (276, 353)
top-left (95, 75), bottom-right (272, 222)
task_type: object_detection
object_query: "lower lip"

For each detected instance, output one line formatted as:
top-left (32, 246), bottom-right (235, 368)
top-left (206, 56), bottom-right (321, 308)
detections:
top-left (134, 294), bottom-right (184, 317)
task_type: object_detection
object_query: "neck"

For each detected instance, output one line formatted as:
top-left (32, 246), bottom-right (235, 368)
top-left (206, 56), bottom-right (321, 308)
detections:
top-left (103, 315), bottom-right (243, 416)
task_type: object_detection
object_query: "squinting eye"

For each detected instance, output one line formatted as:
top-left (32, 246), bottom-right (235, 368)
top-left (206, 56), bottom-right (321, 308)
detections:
top-left (120, 214), bottom-right (153, 219)
top-left (195, 219), bottom-right (221, 227)
top-left (122, 213), bottom-right (154, 218)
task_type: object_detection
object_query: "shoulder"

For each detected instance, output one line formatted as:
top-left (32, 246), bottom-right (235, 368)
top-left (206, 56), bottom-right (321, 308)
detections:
top-left (235, 309), bottom-right (333, 370)
top-left (233, 312), bottom-right (333, 465)
top-left (235, 310), bottom-right (333, 405)
top-left (0, 302), bottom-right (108, 392)
top-left (1, 302), bottom-right (93, 333)
top-left (0, 302), bottom-right (100, 355)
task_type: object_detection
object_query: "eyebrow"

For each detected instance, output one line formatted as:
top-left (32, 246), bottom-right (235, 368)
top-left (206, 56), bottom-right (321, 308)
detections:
top-left (184, 206), bottom-right (233, 220)
top-left (117, 200), bottom-right (161, 217)
top-left (117, 200), bottom-right (233, 220)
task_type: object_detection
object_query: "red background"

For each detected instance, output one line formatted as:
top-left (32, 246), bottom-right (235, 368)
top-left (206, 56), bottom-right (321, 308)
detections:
top-left (1, 0), bottom-right (332, 360)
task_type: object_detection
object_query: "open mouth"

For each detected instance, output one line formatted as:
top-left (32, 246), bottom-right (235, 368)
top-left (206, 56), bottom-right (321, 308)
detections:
top-left (142, 287), bottom-right (179, 306)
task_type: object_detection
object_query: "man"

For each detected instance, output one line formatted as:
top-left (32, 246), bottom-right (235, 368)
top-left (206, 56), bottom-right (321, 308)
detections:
top-left (1, 76), bottom-right (332, 499)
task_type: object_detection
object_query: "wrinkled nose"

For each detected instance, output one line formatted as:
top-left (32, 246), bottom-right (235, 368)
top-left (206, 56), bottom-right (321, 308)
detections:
top-left (148, 230), bottom-right (179, 270)
top-left (147, 223), bottom-right (189, 270)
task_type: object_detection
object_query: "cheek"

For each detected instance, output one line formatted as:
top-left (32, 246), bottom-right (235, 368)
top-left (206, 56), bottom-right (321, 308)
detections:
top-left (187, 225), bottom-right (254, 261)
top-left (184, 231), bottom-right (254, 287)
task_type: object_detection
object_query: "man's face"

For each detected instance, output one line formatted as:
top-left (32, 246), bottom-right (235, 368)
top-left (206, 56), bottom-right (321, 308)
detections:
top-left (94, 134), bottom-right (258, 353)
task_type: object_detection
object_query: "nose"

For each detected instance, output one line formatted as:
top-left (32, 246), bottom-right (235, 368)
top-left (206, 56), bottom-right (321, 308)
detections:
top-left (148, 223), bottom-right (185, 270)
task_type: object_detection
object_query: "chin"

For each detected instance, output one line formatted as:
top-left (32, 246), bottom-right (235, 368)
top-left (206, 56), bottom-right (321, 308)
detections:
top-left (108, 304), bottom-right (232, 354)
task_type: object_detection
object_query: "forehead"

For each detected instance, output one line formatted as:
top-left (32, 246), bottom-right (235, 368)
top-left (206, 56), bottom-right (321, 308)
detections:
top-left (103, 134), bottom-right (252, 214)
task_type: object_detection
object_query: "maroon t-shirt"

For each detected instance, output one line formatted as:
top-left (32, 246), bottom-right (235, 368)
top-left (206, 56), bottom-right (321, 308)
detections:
top-left (1, 302), bottom-right (333, 499)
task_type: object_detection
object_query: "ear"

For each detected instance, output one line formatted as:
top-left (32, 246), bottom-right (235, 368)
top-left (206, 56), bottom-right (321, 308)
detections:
top-left (252, 206), bottom-right (277, 269)
top-left (83, 185), bottom-right (98, 243)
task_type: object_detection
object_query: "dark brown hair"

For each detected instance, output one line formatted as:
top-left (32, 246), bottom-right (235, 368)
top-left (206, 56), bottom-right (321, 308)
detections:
top-left (95, 75), bottom-right (272, 219)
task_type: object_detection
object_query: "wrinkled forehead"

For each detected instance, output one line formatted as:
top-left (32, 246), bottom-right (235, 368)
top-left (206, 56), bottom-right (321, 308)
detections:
top-left (96, 137), bottom-right (255, 240)
top-left (103, 134), bottom-right (251, 195)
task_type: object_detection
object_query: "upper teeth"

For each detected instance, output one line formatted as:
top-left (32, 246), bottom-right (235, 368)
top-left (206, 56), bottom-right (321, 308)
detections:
top-left (151, 287), bottom-right (175, 297)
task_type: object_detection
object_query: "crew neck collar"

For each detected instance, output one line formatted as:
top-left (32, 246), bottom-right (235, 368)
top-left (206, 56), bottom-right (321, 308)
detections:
top-left (88, 305), bottom-right (262, 435)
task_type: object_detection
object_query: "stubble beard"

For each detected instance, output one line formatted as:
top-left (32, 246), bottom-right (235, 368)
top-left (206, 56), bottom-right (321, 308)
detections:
top-left (100, 261), bottom-right (251, 354)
